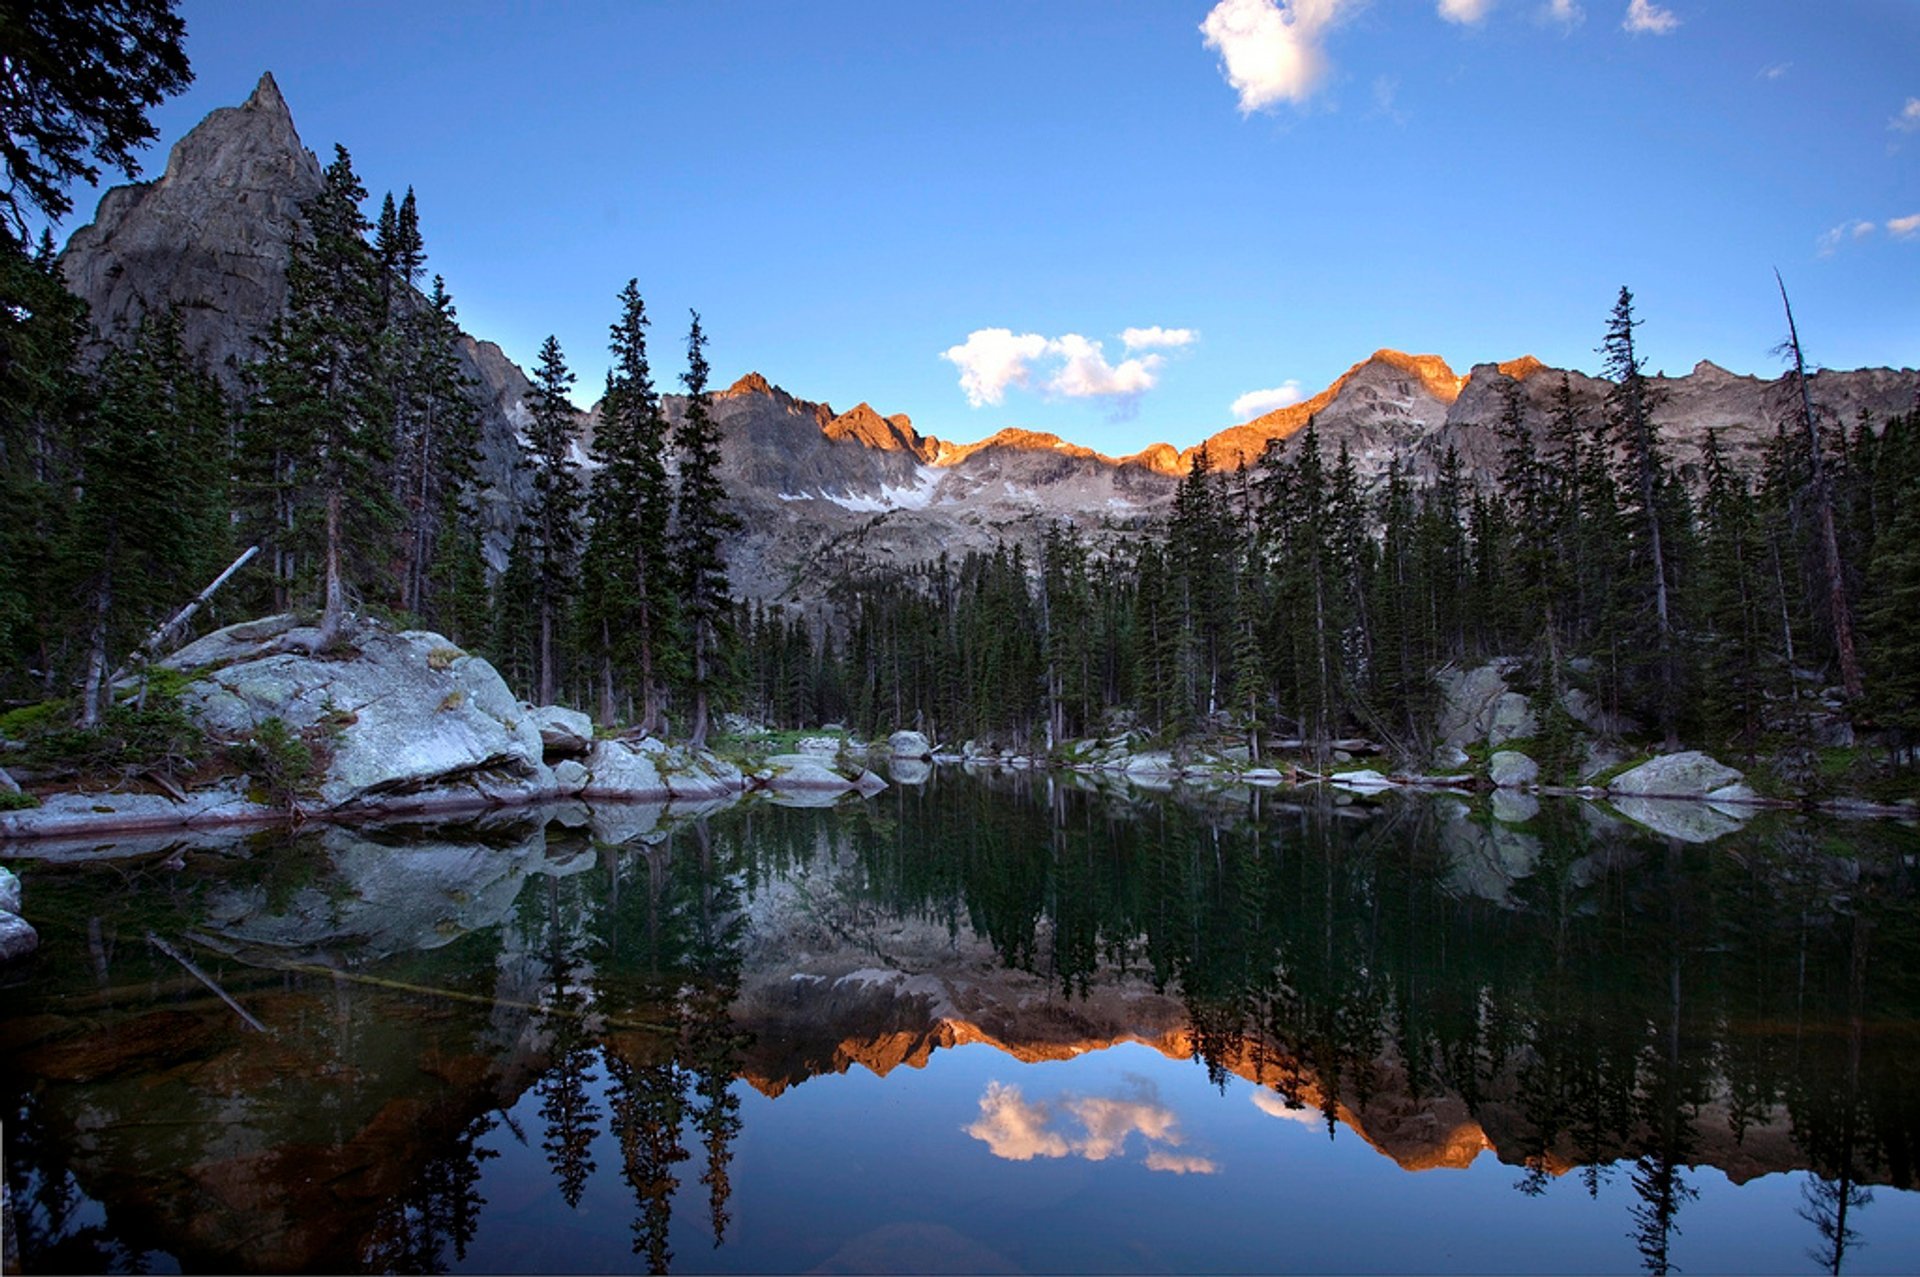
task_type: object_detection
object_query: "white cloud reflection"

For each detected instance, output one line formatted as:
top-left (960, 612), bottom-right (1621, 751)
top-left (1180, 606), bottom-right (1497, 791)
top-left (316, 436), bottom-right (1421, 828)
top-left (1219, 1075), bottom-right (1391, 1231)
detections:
top-left (965, 1076), bottom-right (1217, 1174)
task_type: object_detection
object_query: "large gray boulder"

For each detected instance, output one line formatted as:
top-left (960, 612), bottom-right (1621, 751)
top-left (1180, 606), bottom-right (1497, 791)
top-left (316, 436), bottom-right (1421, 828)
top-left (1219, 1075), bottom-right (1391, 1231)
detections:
top-left (528, 705), bottom-right (594, 756)
top-left (1608, 752), bottom-right (1744, 798)
top-left (0, 765), bottom-right (19, 795)
top-left (1487, 693), bottom-right (1538, 747)
top-left (1488, 751), bottom-right (1539, 789)
top-left (581, 738), bottom-right (665, 798)
top-left (1436, 661), bottom-right (1520, 747)
top-left (889, 730), bottom-right (933, 759)
top-left (763, 754), bottom-right (883, 795)
top-left (0, 865), bottom-right (19, 915)
top-left (168, 617), bottom-right (547, 809)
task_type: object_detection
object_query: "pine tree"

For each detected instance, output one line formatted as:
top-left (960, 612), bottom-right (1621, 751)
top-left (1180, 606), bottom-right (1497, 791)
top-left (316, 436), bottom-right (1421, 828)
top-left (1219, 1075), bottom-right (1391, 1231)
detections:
top-left (523, 335), bottom-right (584, 705)
top-left (239, 144), bottom-right (393, 645)
top-left (672, 313), bottom-right (739, 748)
top-left (1602, 286), bottom-right (1685, 747)
top-left (63, 311), bottom-right (228, 724)
top-left (582, 279), bottom-right (676, 730)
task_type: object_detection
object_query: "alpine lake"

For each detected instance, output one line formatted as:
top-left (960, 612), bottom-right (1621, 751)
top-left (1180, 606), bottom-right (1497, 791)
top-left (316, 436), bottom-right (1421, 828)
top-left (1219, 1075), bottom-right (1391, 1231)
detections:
top-left (3, 766), bottom-right (1918, 1275)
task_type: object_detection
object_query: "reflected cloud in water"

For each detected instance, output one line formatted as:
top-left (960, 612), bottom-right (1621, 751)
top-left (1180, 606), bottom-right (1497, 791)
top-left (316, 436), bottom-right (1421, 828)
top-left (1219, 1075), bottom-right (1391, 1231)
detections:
top-left (1250, 1087), bottom-right (1323, 1126)
top-left (966, 1075), bottom-right (1217, 1173)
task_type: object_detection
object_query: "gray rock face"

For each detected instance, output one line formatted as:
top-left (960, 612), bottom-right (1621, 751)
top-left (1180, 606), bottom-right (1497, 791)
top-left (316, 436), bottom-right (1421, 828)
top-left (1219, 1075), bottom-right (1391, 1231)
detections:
top-left (1487, 693), bottom-right (1538, 747)
top-left (1436, 662), bottom-right (1525, 747)
top-left (1488, 751), bottom-right (1539, 789)
top-left (168, 617), bottom-right (546, 808)
top-left (0, 911), bottom-right (37, 963)
top-left (888, 730), bottom-right (932, 759)
top-left (0, 766), bottom-right (19, 795)
top-left (59, 73), bottom-right (321, 384)
top-left (763, 754), bottom-right (882, 795)
top-left (0, 866), bottom-right (20, 915)
top-left (529, 705), bottom-right (593, 756)
top-left (580, 739), bottom-right (664, 799)
top-left (1609, 751), bottom-right (1744, 798)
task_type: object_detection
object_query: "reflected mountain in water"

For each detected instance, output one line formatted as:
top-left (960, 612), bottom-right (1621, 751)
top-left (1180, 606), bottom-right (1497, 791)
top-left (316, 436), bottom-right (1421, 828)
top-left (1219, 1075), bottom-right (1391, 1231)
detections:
top-left (3, 772), bottom-right (1917, 1273)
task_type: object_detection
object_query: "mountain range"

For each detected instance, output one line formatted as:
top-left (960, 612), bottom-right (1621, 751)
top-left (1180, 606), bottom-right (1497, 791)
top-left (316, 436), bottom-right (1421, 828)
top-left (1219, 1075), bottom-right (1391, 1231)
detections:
top-left (57, 73), bottom-right (1920, 608)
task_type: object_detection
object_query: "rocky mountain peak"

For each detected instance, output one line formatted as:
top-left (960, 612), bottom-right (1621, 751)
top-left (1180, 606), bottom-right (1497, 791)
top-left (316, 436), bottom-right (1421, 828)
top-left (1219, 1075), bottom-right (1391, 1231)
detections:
top-left (63, 69), bottom-right (321, 384)
top-left (722, 371), bottom-right (777, 398)
top-left (823, 401), bottom-right (941, 462)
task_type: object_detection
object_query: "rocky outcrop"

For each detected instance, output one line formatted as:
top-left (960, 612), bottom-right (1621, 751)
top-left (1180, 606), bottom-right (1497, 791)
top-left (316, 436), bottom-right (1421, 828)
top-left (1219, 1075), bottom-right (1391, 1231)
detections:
top-left (1488, 750), bottom-right (1538, 789)
top-left (1436, 661), bottom-right (1537, 748)
top-left (888, 730), bottom-right (933, 759)
top-left (1607, 751), bottom-right (1745, 799)
top-left (165, 616), bottom-right (550, 809)
top-left (528, 705), bottom-right (593, 756)
top-left (762, 754), bottom-right (887, 797)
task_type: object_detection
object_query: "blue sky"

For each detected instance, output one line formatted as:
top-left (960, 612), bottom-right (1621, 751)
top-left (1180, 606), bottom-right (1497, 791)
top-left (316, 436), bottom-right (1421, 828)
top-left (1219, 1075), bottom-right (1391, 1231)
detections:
top-left (71, 0), bottom-right (1920, 455)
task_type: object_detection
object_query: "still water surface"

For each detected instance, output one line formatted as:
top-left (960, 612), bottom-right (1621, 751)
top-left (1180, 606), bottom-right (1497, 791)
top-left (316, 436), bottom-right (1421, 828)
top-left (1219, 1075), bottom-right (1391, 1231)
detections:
top-left (3, 770), bottom-right (1918, 1273)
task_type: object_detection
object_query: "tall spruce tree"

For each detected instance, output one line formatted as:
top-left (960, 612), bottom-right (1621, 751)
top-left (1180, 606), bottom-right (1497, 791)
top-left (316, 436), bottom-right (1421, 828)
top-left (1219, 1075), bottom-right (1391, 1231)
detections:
top-left (240, 144), bottom-right (393, 644)
top-left (524, 335), bottom-right (583, 706)
top-left (1601, 286), bottom-right (1684, 747)
top-left (63, 310), bottom-right (227, 724)
top-left (672, 313), bottom-right (738, 748)
top-left (582, 279), bottom-right (675, 729)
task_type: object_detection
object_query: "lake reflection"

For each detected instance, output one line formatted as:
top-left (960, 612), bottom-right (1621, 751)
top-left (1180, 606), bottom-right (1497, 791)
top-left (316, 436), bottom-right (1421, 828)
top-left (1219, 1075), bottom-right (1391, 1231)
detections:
top-left (3, 773), bottom-right (1919, 1273)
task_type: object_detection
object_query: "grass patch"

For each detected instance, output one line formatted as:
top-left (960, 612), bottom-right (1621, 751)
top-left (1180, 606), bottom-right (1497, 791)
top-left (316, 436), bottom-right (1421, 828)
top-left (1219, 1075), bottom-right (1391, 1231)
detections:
top-left (0, 791), bottom-right (38, 811)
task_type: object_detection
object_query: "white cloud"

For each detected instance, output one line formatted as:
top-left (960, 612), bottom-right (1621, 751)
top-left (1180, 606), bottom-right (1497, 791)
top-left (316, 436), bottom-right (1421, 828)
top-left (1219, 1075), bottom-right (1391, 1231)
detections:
top-left (1200, 0), bottom-right (1357, 112)
top-left (966, 1079), bottom-right (1215, 1174)
top-left (1251, 1088), bottom-right (1325, 1125)
top-left (1121, 326), bottom-right (1197, 352)
top-left (946, 327), bottom-right (1183, 409)
top-left (1622, 0), bottom-right (1679, 35)
top-left (1048, 334), bottom-right (1162, 402)
top-left (1541, 0), bottom-right (1584, 26)
top-left (1817, 219), bottom-right (1878, 257)
top-left (1889, 213), bottom-right (1920, 239)
top-left (1893, 98), bottom-right (1920, 133)
top-left (941, 329), bottom-right (1051, 407)
top-left (1760, 62), bottom-right (1790, 81)
top-left (1231, 380), bottom-right (1305, 419)
top-left (1439, 0), bottom-right (1495, 24)
top-left (965, 1082), bottom-right (1072, 1160)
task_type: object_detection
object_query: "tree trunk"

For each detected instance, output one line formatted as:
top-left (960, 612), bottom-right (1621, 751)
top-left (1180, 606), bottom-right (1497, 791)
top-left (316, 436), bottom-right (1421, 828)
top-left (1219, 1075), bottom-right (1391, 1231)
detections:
top-left (689, 621), bottom-right (711, 750)
top-left (538, 596), bottom-right (554, 708)
top-left (1776, 275), bottom-right (1863, 702)
top-left (77, 580), bottom-right (111, 730)
top-left (599, 619), bottom-right (616, 727)
top-left (318, 485), bottom-right (347, 646)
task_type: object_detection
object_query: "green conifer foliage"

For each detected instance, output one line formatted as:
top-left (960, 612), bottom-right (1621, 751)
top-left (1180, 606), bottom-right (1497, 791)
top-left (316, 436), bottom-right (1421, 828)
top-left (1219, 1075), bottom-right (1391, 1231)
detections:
top-left (524, 334), bottom-right (584, 706)
top-left (673, 313), bottom-right (739, 748)
top-left (239, 144), bottom-right (394, 642)
top-left (582, 279), bottom-right (677, 729)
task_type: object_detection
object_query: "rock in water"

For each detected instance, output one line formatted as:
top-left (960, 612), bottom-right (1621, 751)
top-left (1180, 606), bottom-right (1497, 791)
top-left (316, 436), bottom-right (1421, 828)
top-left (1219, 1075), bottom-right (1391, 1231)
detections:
top-left (889, 730), bottom-right (933, 759)
top-left (0, 866), bottom-right (20, 915)
top-left (167, 617), bottom-right (547, 808)
top-left (1608, 752), bottom-right (1744, 798)
top-left (528, 705), bottom-right (594, 756)
top-left (1488, 751), bottom-right (1539, 789)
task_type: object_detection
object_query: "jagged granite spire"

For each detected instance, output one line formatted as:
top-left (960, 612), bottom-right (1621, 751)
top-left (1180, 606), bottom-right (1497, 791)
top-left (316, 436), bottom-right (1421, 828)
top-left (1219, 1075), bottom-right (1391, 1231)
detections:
top-left (61, 70), bottom-right (323, 385)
